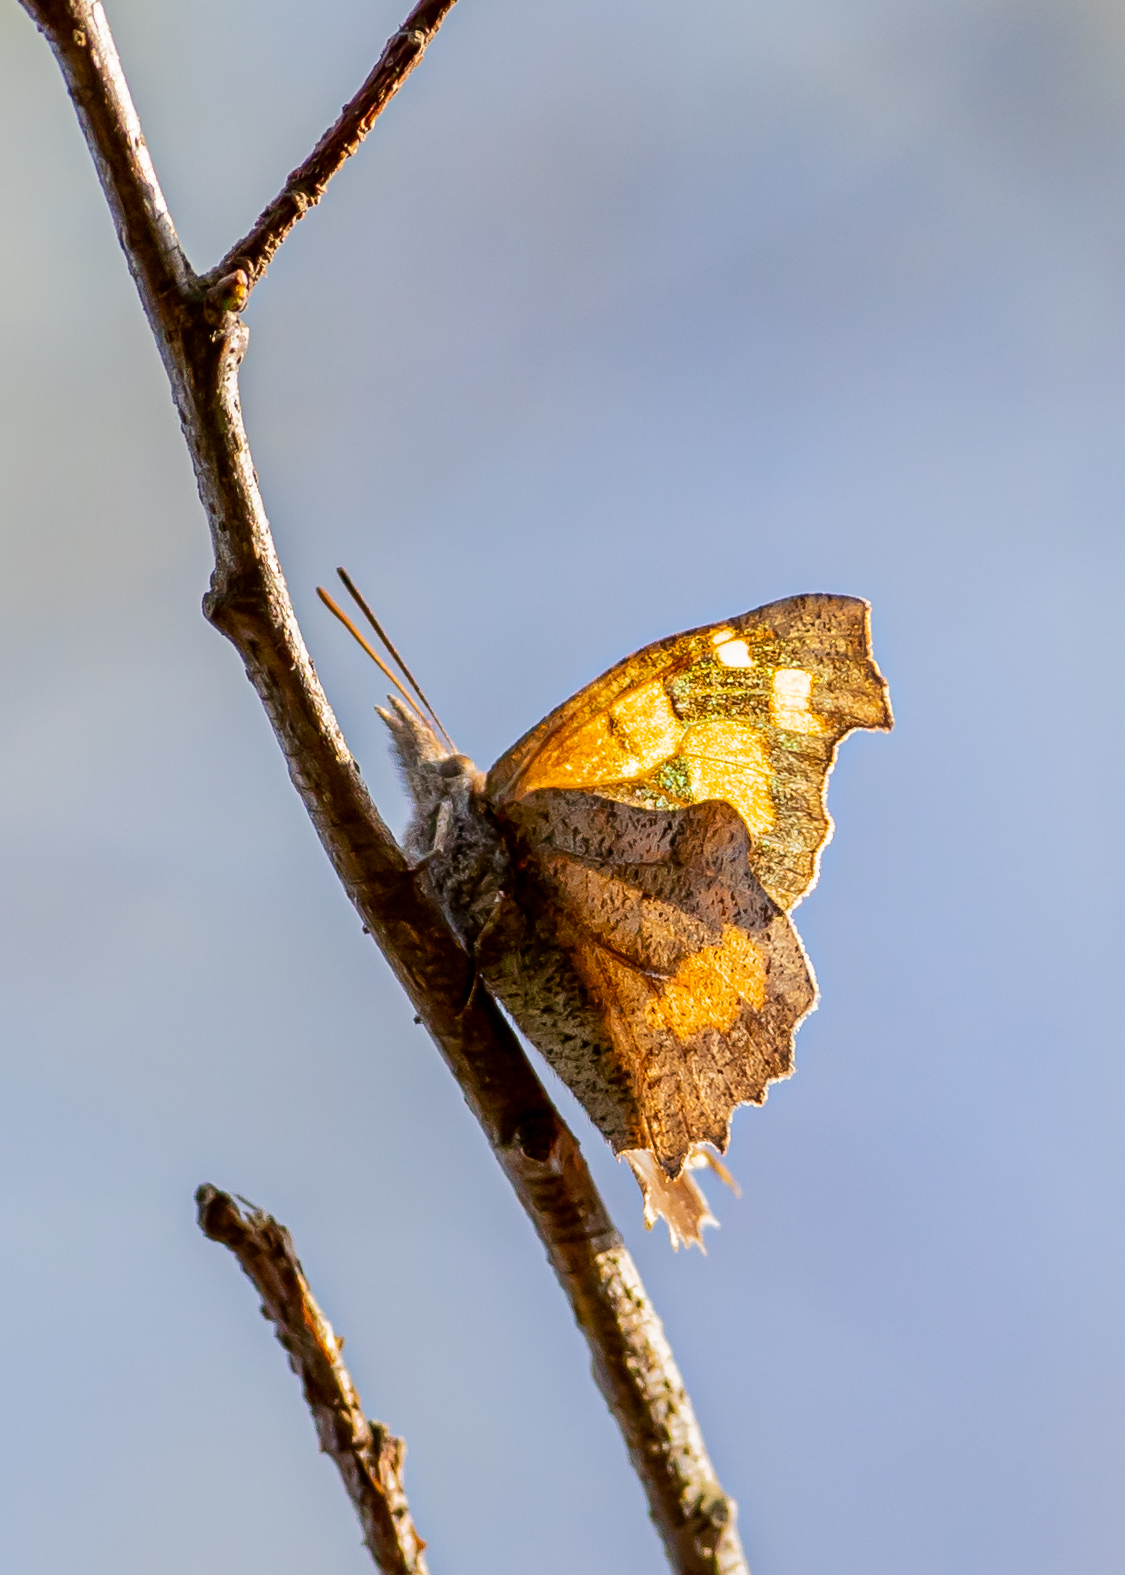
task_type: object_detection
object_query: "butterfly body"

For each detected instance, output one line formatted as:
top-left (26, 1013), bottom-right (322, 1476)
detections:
top-left (380, 594), bottom-right (891, 1247)
top-left (380, 708), bottom-right (613, 1087)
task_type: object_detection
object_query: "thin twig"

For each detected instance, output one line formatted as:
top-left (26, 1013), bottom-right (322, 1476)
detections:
top-left (196, 1186), bottom-right (429, 1575)
top-left (206, 0), bottom-right (459, 291)
top-left (18, 5), bottom-right (750, 1571)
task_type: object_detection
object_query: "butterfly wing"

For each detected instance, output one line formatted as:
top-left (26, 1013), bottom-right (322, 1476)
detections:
top-left (486, 790), bottom-right (816, 1180)
top-left (486, 594), bottom-right (892, 911)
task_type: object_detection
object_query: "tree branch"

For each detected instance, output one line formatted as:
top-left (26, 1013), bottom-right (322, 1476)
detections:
top-left (18, 4), bottom-right (750, 1570)
top-left (196, 1186), bottom-right (430, 1575)
top-left (207, 0), bottom-right (460, 292)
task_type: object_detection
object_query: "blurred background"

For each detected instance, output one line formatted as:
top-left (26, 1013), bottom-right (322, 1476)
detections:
top-left (2, 1), bottom-right (1123, 1570)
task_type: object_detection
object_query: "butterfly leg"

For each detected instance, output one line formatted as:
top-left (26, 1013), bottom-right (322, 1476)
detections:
top-left (405, 798), bottom-right (454, 878)
top-left (429, 797), bottom-right (454, 858)
top-left (458, 896), bottom-right (507, 1014)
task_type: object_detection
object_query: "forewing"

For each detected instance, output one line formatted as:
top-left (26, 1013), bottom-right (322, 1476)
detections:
top-left (496, 790), bottom-right (817, 1179)
top-left (487, 594), bottom-right (892, 910)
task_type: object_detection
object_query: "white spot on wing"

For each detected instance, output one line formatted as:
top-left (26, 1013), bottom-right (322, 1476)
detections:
top-left (770, 668), bottom-right (824, 733)
top-left (714, 638), bottom-right (754, 668)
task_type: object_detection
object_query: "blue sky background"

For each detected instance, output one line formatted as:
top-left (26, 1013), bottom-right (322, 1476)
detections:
top-left (2, 2), bottom-right (1123, 1571)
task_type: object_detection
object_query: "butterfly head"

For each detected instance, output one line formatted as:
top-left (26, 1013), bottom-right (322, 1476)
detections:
top-left (377, 697), bottom-right (485, 864)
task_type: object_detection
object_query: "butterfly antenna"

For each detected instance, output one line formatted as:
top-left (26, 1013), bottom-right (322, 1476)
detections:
top-left (316, 587), bottom-right (432, 732)
top-left (335, 567), bottom-right (456, 751)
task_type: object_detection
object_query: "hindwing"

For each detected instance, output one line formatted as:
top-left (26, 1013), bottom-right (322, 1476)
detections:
top-left (490, 791), bottom-right (816, 1179)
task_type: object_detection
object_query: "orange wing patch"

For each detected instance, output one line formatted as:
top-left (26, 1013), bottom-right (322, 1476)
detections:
top-left (677, 720), bottom-right (774, 837)
top-left (645, 926), bottom-right (766, 1040)
top-left (517, 678), bottom-right (682, 795)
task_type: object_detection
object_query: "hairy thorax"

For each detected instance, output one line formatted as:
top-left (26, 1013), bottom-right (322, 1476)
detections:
top-left (380, 700), bottom-right (508, 948)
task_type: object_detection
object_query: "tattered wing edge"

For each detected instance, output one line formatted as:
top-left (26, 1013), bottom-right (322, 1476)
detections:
top-left (625, 1145), bottom-right (746, 1251)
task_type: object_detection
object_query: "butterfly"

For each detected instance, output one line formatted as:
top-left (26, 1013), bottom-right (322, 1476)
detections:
top-left (321, 577), bottom-right (892, 1247)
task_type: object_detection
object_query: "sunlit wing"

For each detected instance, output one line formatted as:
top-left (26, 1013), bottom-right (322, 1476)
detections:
top-left (487, 594), bottom-right (892, 911)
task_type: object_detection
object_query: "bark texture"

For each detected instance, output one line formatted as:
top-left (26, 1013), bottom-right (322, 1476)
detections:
top-left (197, 1187), bottom-right (430, 1575)
top-left (207, 0), bottom-right (460, 289)
top-left (18, 4), bottom-right (750, 1570)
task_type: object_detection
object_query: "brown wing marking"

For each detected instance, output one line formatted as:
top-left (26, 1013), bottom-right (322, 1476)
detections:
top-left (498, 790), bottom-right (817, 1178)
top-left (487, 594), bottom-right (892, 912)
